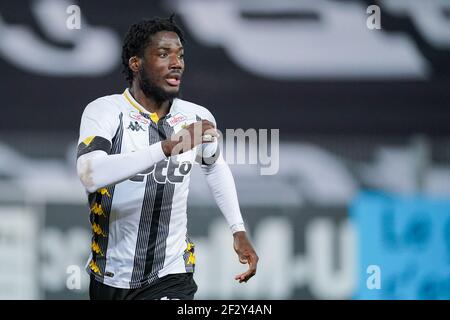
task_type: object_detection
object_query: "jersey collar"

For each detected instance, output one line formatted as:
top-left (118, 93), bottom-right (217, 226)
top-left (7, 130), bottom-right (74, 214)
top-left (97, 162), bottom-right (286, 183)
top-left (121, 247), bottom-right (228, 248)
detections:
top-left (123, 88), bottom-right (178, 124)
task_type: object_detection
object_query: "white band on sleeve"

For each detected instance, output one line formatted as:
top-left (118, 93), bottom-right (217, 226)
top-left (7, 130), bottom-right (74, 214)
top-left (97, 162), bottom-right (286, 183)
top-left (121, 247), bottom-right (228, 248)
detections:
top-left (230, 223), bottom-right (246, 234)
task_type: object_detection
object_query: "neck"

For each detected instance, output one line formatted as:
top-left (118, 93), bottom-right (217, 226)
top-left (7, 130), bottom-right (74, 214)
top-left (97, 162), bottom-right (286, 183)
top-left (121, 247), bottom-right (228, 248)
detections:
top-left (130, 82), bottom-right (171, 118)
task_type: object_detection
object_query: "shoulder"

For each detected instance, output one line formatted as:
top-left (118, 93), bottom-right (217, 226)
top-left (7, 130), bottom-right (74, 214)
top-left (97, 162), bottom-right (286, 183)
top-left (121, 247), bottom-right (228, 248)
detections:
top-left (174, 98), bottom-right (216, 123)
top-left (82, 93), bottom-right (124, 118)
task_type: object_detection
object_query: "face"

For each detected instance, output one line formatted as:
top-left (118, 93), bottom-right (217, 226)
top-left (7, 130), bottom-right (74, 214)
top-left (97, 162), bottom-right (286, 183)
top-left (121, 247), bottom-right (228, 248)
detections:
top-left (138, 31), bottom-right (184, 102)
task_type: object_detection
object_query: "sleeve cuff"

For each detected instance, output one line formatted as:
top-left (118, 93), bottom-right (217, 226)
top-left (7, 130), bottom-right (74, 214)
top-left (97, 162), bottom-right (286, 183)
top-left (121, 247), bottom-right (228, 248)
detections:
top-left (230, 223), bottom-right (246, 234)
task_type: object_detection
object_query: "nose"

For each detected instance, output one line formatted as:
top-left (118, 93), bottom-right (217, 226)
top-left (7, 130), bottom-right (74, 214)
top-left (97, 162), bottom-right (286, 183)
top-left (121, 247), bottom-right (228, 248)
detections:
top-left (169, 54), bottom-right (183, 70)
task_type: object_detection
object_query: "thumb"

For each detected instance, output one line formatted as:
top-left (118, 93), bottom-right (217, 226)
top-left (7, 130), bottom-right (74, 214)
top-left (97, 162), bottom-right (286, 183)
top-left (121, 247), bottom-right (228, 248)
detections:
top-left (239, 254), bottom-right (248, 264)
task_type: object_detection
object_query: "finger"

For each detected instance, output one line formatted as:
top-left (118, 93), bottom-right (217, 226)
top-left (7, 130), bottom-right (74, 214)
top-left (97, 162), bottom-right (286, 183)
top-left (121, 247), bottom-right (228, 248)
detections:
top-left (234, 269), bottom-right (256, 283)
top-left (247, 255), bottom-right (257, 273)
top-left (203, 127), bottom-right (219, 137)
top-left (202, 134), bottom-right (219, 144)
top-left (202, 128), bottom-right (219, 143)
top-left (184, 120), bottom-right (213, 130)
top-left (235, 255), bottom-right (257, 282)
top-left (239, 255), bottom-right (248, 264)
top-left (188, 122), bottom-right (217, 139)
top-left (201, 119), bottom-right (215, 128)
top-left (202, 134), bottom-right (215, 143)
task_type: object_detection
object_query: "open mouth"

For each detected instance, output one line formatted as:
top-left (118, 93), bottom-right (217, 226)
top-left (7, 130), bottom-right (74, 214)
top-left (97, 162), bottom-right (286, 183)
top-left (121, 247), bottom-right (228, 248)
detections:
top-left (165, 73), bottom-right (181, 87)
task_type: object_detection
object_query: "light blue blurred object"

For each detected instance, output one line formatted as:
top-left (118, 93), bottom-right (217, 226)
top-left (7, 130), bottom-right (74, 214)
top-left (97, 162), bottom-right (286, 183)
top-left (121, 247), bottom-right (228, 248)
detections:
top-left (351, 191), bottom-right (450, 299)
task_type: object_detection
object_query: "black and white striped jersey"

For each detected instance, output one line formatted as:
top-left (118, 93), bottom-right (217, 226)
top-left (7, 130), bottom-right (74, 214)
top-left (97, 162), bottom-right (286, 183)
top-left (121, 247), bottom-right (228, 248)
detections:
top-left (77, 88), bottom-right (219, 289)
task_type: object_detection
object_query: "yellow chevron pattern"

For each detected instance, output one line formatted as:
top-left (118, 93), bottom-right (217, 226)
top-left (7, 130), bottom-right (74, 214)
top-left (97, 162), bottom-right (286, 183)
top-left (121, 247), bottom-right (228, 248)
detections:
top-left (91, 241), bottom-right (104, 256)
top-left (92, 223), bottom-right (107, 237)
top-left (187, 252), bottom-right (196, 265)
top-left (185, 241), bottom-right (196, 265)
top-left (91, 203), bottom-right (106, 217)
top-left (98, 188), bottom-right (111, 197)
top-left (89, 260), bottom-right (101, 275)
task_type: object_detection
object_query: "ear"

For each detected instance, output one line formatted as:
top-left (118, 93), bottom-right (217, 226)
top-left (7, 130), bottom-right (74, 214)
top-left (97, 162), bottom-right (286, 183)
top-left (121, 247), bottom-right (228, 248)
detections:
top-left (129, 56), bottom-right (141, 73)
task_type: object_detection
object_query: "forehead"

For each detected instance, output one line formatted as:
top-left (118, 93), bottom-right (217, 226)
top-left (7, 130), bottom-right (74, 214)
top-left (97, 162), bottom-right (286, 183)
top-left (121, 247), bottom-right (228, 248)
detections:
top-left (148, 31), bottom-right (182, 49)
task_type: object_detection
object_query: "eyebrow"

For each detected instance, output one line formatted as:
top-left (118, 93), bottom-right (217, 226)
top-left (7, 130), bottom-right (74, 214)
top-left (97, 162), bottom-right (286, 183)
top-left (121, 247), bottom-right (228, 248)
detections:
top-left (157, 46), bottom-right (184, 51)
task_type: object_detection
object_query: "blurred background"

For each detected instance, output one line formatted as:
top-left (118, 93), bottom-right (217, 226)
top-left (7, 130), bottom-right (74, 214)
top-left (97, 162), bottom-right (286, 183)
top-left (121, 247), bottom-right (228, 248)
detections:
top-left (0, 0), bottom-right (449, 299)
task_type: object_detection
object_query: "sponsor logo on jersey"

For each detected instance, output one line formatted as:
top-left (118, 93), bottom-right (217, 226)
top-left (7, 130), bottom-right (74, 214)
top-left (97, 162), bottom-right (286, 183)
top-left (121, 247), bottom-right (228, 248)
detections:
top-left (127, 121), bottom-right (146, 132)
top-left (167, 113), bottom-right (188, 127)
top-left (105, 271), bottom-right (115, 278)
top-left (129, 111), bottom-right (150, 125)
top-left (130, 159), bottom-right (193, 184)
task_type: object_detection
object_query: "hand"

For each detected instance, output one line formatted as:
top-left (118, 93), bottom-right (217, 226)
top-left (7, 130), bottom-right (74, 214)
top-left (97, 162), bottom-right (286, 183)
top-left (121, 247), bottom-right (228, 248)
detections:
top-left (233, 231), bottom-right (259, 283)
top-left (162, 120), bottom-right (218, 157)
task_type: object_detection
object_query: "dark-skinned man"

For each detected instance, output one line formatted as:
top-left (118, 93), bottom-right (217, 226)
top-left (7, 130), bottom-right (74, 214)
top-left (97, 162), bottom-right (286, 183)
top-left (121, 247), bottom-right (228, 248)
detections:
top-left (76, 15), bottom-right (258, 300)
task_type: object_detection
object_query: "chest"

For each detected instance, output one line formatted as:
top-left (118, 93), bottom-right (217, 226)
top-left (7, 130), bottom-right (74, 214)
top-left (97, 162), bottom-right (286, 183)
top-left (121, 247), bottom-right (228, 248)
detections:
top-left (121, 110), bottom-right (198, 163)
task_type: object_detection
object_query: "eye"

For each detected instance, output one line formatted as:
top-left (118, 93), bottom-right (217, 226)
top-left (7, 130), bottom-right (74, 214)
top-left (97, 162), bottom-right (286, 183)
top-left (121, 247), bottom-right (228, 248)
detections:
top-left (178, 53), bottom-right (184, 59)
top-left (159, 52), bottom-right (168, 58)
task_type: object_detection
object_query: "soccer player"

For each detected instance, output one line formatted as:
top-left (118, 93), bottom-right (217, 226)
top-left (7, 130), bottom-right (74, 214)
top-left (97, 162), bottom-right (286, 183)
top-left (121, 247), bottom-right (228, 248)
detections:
top-left (76, 16), bottom-right (258, 300)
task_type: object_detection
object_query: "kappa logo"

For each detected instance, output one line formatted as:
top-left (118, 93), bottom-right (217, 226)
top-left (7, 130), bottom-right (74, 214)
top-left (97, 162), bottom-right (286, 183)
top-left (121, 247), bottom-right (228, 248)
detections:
top-left (127, 121), bottom-right (146, 132)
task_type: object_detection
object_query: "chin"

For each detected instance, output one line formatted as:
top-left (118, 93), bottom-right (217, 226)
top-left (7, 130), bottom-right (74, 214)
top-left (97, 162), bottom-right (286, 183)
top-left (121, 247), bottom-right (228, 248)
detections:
top-left (164, 88), bottom-right (180, 98)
